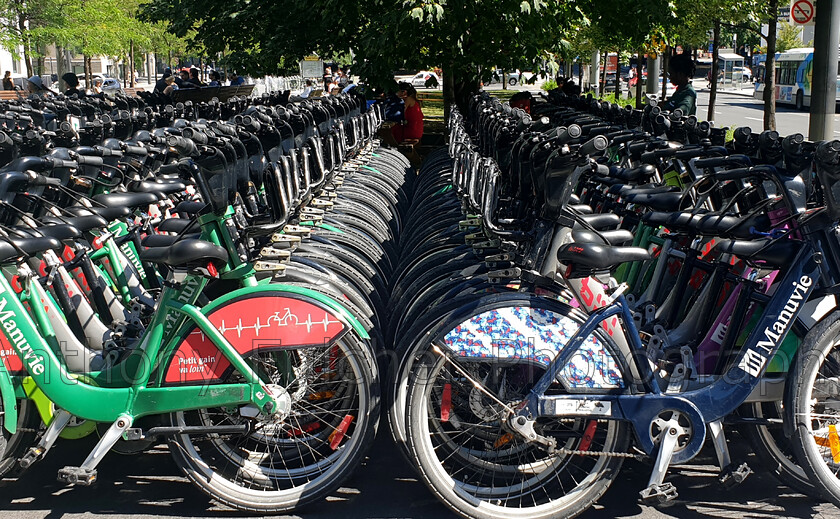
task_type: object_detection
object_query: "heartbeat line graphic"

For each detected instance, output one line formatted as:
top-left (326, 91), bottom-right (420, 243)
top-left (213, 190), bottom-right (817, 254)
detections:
top-left (188, 308), bottom-right (341, 342)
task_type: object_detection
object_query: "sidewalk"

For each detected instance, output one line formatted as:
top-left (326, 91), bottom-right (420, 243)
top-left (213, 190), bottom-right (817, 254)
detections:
top-left (693, 78), bottom-right (756, 97)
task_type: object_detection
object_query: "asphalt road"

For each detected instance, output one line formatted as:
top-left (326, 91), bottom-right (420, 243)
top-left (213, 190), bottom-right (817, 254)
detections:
top-left (3, 426), bottom-right (839, 519)
top-left (693, 85), bottom-right (840, 138)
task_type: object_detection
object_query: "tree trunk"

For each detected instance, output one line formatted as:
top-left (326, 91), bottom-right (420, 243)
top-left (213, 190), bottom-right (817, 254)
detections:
top-left (129, 40), bottom-right (135, 87)
top-left (661, 47), bottom-right (669, 98)
top-left (83, 54), bottom-right (90, 89)
top-left (36, 49), bottom-right (44, 77)
top-left (56, 45), bottom-right (66, 91)
top-left (635, 51), bottom-right (644, 108)
top-left (18, 15), bottom-right (33, 77)
top-left (442, 62), bottom-right (455, 123)
top-left (601, 53), bottom-right (607, 97)
top-left (763, 0), bottom-right (778, 131)
top-left (614, 51), bottom-right (621, 101)
top-left (708, 22), bottom-right (721, 122)
top-left (577, 57), bottom-right (583, 86)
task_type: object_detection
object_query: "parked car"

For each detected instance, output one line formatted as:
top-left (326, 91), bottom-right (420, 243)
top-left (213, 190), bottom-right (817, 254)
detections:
top-left (77, 74), bottom-right (103, 86)
top-left (410, 71), bottom-right (440, 88)
top-left (100, 78), bottom-right (124, 96)
top-left (734, 66), bottom-right (753, 82)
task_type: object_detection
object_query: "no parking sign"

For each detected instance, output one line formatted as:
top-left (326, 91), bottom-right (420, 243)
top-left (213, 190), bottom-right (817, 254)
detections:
top-left (790, 0), bottom-right (815, 25)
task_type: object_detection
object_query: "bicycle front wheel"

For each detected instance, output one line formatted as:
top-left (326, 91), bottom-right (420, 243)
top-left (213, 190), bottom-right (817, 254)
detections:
top-left (787, 310), bottom-right (840, 504)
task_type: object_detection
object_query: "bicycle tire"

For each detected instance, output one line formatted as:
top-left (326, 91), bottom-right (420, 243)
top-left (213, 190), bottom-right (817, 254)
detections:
top-left (168, 330), bottom-right (379, 513)
top-left (786, 309), bottom-right (840, 505)
top-left (404, 297), bottom-right (631, 519)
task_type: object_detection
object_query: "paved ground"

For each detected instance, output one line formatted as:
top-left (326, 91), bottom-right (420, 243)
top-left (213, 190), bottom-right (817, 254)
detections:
top-left (3, 425), bottom-right (839, 519)
top-left (693, 84), bottom-right (840, 138)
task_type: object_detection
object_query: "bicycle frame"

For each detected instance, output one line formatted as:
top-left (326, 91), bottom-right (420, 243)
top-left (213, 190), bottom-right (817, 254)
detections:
top-left (517, 242), bottom-right (821, 463)
top-left (0, 264), bottom-right (279, 428)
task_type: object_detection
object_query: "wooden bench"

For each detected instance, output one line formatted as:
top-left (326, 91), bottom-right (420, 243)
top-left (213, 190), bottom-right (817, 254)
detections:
top-left (124, 87), bottom-right (145, 97)
top-left (417, 92), bottom-right (443, 102)
top-left (0, 90), bottom-right (24, 101)
top-left (171, 84), bottom-right (256, 103)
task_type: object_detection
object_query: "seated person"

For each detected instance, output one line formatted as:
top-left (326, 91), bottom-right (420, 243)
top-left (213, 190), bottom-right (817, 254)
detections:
top-left (162, 75), bottom-right (178, 96)
top-left (188, 68), bottom-right (205, 87)
top-left (390, 82), bottom-right (423, 144)
top-left (155, 68), bottom-right (172, 93)
top-left (301, 79), bottom-right (314, 98)
top-left (61, 72), bottom-right (85, 97)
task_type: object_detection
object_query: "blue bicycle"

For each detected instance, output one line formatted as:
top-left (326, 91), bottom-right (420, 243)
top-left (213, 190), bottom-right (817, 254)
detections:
top-left (401, 132), bottom-right (840, 518)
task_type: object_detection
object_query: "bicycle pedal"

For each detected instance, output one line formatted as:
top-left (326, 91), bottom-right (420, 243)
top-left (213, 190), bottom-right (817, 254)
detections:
top-left (18, 446), bottom-right (45, 469)
top-left (639, 482), bottom-right (678, 506)
top-left (57, 466), bottom-right (97, 486)
top-left (718, 462), bottom-right (752, 489)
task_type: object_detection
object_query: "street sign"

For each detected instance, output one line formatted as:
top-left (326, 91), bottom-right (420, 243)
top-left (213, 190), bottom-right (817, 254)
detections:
top-left (299, 58), bottom-right (324, 78)
top-left (791, 0), bottom-right (815, 25)
top-left (778, 6), bottom-right (791, 20)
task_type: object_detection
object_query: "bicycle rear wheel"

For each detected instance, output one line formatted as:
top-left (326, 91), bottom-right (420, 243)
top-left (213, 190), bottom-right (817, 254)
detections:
top-left (405, 344), bottom-right (630, 519)
top-left (168, 333), bottom-right (379, 513)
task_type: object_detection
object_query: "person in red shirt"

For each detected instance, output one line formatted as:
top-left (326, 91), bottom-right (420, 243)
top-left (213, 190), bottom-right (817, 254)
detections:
top-left (391, 82), bottom-right (424, 144)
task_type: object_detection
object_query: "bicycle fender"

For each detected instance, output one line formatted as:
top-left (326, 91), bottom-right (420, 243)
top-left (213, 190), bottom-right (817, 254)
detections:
top-left (0, 362), bottom-right (17, 434)
top-left (429, 293), bottom-right (626, 390)
top-left (158, 285), bottom-right (369, 386)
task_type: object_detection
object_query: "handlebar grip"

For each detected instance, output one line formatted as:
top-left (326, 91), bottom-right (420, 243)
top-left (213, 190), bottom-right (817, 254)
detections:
top-left (75, 155), bottom-right (104, 167)
top-left (578, 135), bottom-right (608, 156)
top-left (694, 155), bottom-right (751, 169)
top-left (182, 127), bottom-right (209, 145)
top-left (640, 147), bottom-right (677, 164)
top-left (555, 124), bottom-right (581, 144)
top-left (51, 159), bottom-right (78, 169)
top-left (122, 145), bottom-right (148, 156)
top-left (30, 173), bottom-right (61, 186)
top-left (94, 146), bottom-right (123, 157)
top-left (816, 140), bottom-right (840, 164)
top-left (157, 163), bottom-right (182, 176)
top-left (713, 167), bottom-right (759, 181)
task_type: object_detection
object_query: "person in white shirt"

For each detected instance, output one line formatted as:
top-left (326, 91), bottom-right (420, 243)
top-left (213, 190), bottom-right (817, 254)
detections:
top-left (301, 79), bottom-right (314, 98)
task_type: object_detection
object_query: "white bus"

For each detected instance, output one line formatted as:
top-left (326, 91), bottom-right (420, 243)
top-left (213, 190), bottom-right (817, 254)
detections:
top-left (753, 47), bottom-right (840, 110)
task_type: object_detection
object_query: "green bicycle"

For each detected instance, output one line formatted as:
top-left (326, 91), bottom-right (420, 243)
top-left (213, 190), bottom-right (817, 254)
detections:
top-left (0, 156), bottom-right (380, 512)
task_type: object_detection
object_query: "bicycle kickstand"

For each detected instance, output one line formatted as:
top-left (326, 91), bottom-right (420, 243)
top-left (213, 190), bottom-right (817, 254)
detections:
top-left (708, 420), bottom-right (752, 489)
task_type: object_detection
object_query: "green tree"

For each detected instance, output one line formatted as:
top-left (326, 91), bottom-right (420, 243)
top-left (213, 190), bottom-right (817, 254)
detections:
top-left (775, 20), bottom-right (804, 52)
top-left (0, 0), bottom-right (67, 77)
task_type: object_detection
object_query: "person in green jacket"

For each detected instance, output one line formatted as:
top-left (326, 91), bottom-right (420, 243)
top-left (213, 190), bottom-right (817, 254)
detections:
top-left (664, 53), bottom-right (697, 116)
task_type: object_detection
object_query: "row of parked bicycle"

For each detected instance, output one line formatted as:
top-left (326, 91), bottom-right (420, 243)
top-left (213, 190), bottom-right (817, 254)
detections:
top-left (0, 89), bottom-right (417, 511)
top-left (4, 79), bottom-right (840, 519)
top-left (382, 91), bottom-right (840, 519)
